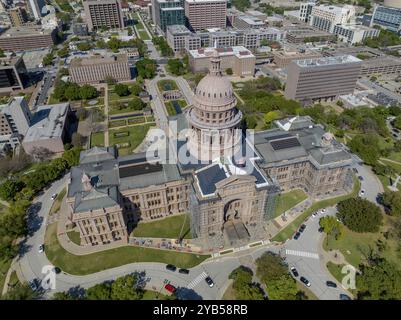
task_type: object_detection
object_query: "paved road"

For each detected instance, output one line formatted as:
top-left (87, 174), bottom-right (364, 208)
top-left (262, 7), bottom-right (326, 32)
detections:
top-left (354, 162), bottom-right (383, 204)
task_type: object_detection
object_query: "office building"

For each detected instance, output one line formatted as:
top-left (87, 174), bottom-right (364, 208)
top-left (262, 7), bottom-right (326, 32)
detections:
top-left (9, 7), bottom-right (28, 26)
top-left (360, 55), bottom-right (401, 76)
top-left (285, 25), bottom-right (335, 44)
top-left (273, 49), bottom-right (322, 68)
top-left (371, 4), bottom-right (401, 34)
top-left (184, 0), bottom-right (227, 31)
top-left (0, 96), bottom-right (31, 137)
top-left (0, 55), bottom-right (28, 93)
top-left (299, 1), bottom-right (316, 23)
top-left (70, 54), bottom-right (131, 84)
top-left (22, 103), bottom-right (71, 155)
top-left (0, 26), bottom-right (57, 51)
top-left (233, 14), bottom-right (265, 29)
top-left (384, 0), bottom-right (401, 10)
top-left (284, 55), bottom-right (362, 104)
top-left (188, 46), bottom-right (255, 76)
top-left (151, 0), bottom-right (185, 33)
top-left (83, 0), bottom-right (124, 32)
top-left (333, 24), bottom-right (380, 44)
top-left (309, 4), bottom-right (355, 33)
top-left (28, 0), bottom-right (46, 20)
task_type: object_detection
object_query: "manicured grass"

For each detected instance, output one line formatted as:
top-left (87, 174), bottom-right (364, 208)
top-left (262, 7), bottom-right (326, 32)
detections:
top-left (138, 30), bottom-right (150, 40)
top-left (273, 189), bottom-right (308, 218)
top-left (326, 262), bottom-right (346, 284)
top-left (0, 258), bottom-right (12, 296)
top-left (157, 79), bottom-right (178, 92)
top-left (109, 124), bottom-right (153, 155)
top-left (141, 290), bottom-right (172, 300)
top-left (44, 223), bottom-right (209, 275)
top-left (91, 132), bottom-right (105, 147)
top-left (132, 214), bottom-right (192, 239)
top-left (165, 102), bottom-right (177, 116)
top-left (8, 270), bottom-right (19, 288)
top-left (380, 158), bottom-right (401, 174)
top-left (67, 230), bottom-right (81, 246)
top-left (272, 178), bottom-right (360, 242)
top-left (49, 188), bottom-right (66, 215)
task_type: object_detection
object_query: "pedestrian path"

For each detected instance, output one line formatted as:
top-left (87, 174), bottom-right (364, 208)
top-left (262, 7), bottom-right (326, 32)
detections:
top-left (285, 249), bottom-right (320, 260)
top-left (186, 271), bottom-right (207, 289)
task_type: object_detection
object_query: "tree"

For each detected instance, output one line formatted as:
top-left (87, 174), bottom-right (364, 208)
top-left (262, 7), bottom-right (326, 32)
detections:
top-left (167, 59), bottom-right (185, 76)
top-left (79, 84), bottom-right (98, 100)
top-left (76, 42), bottom-right (92, 51)
top-left (86, 283), bottom-right (111, 300)
top-left (229, 266), bottom-right (264, 300)
top-left (127, 27), bottom-right (133, 36)
top-left (265, 274), bottom-right (298, 300)
top-left (3, 283), bottom-right (38, 300)
top-left (256, 252), bottom-right (288, 283)
top-left (348, 134), bottom-right (381, 166)
top-left (0, 180), bottom-right (24, 201)
top-left (319, 216), bottom-right (343, 245)
top-left (130, 83), bottom-right (142, 96)
top-left (107, 37), bottom-right (121, 52)
top-left (128, 97), bottom-right (145, 110)
top-left (42, 53), bottom-right (54, 66)
top-left (64, 83), bottom-right (81, 100)
top-left (337, 198), bottom-right (383, 233)
top-left (53, 292), bottom-right (78, 300)
top-left (57, 46), bottom-right (69, 58)
top-left (136, 58), bottom-right (157, 79)
top-left (226, 68), bottom-right (233, 76)
top-left (357, 259), bottom-right (401, 300)
top-left (96, 39), bottom-right (107, 49)
top-left (0, 48), bottom-right (5, 57)
top-left (114, 83), bottom-right (130, 97)
top-left (381, 191), bottom-right (401, 216)
top-left (110, 274), bottom-right (143, 300)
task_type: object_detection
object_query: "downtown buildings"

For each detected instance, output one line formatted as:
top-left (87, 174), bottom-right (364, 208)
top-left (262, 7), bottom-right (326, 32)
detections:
top-left (184, 0), bottom-right (227, 31)
top-left (151, 0), bottom-right (185, 33)
top-left (84, 0), bottom-right (125, 31)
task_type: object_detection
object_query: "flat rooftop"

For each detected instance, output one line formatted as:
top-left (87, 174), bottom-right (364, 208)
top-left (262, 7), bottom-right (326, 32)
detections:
top-left (189, 46), bottom-right (254, 59)
top-left (313, 4), bottom-right (353, 14)
top-left (167, 24), bottom-right (191, 35)
top-left (0, 26), bottom-right (54, 38)
top-left (70, 54), bottom-right (128, 67)
top-left (0, 56), bottom-right (22, 67)
top-left (295, 54), bottom-right (362, 67)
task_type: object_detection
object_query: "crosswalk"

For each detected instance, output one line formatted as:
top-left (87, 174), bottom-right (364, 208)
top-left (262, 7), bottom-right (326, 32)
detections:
top-left (285, 249), bottom-right (320, 260)
top-left (187, 272), bottom-right (208, 289)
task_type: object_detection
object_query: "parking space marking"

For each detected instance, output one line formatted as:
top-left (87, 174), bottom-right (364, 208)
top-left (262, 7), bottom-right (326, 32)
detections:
top-left (285, 249), bottom-right (320, 259)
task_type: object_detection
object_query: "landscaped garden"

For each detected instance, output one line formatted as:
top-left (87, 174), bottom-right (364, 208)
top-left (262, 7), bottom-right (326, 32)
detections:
top-left (157, 79), bottom-right (178, 92)
top-left (273, 189), bottom-right (308, 218)
top-left (132, 214), bottom-right (192, 239)
top-left (165, 100), bottom-right (186, 116)
top-left (44, 223), bottom-right (209, 275)
top-left (90, 132), bottom-right (105, 148)
top-left (108, 124), bottom-right (153, 155)
top-left (134, 13), bottom-right (150, 40)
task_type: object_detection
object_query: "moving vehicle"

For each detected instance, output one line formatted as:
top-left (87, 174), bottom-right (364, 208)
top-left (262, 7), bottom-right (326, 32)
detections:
top-left (164, 284), bottom-right (176, 293)
top-left (38, 244), bottom-right (44, 253)
top-left (326, 281), bottom-right (337, 288)
top-left (299, 224), bottom-right (306, 233)
top-left (300, 276), bottom-right (311, 287)
top-left (339, 294), bottom-right (351, 300)
top-left (166, 264), bottom-right (177, 272)
top-left (290, 267), bottom-right (299, 277)
top-left (293, 232), bottom-right (301, 240)
top-left (178, 268), bottom-right (189, 274)
top-left (205, 276), bottom-right (214, 288)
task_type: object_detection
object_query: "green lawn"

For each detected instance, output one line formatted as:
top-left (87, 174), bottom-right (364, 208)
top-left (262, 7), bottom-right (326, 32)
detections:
top-left (380, 158), bottom-right (401, 174)
top-left (138, 30), bottom-right (150, 40)
top-left (272, 177), bottom-right (360, 242)
top-left (132, 213), bottom-right (192, 239)
top-left (49, 188), bottom-right (66, 215)
top-left (142, 290), bottom-right (172, 300)
top-left (109, 124), bottom-right (153, 155)
top-left (8, 270), bottom-right (19, 288)
top-left (273, 189), bottom-right (308, 218)
top-left (157, 80), bottom-right (178, 92)
top-left (165, 100), bottom-right (186, 116)
top-left (0, 258), bottom-right (12, 296)
top-left (67, 230), bottom-right (81, 246)
top-left (326, 262), bottom-right (346, 284)
top-left (91, 132), bottom-right (105, 147)
top-left (44, 223), bottom-right (209, 275)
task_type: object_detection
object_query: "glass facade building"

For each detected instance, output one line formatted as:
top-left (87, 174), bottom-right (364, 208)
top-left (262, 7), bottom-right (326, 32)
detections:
top-left (153, 0), bottom-right (185, 33)
top-left (372, 5), bottom-right (401, 34)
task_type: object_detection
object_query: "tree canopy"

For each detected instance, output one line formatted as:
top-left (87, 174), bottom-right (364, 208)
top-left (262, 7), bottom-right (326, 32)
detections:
top-left (136, 58), bottom-right (157, 79)
top-left (229, 266), bottom-right (264, 300)
top-left (380, 191), bottom-right (401, 216)
top-left (337, 198), bottom-right (383, 233)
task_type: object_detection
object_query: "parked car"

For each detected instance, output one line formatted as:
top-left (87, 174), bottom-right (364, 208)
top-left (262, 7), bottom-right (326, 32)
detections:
top-left (38, 244), bottom-right (44, 253)
top-left (178, 268), bottom-right (190, 274)
top-left (320, 208), bottom-right (326, 214)
top-left (53, 267), bottom-right (61, 274)
top-left (205, 276), bottom-right (214, 288)
top-left (29, 279), bottom-right (41, 291)
top-left (290, 266), bottom-right (299, 277)
top-left (339, 294), bottom-right (351, 300)
top-left (358, 176), bottom-right (364, 181)
top-left (164, 283), bottom-right (176, 293)
top-left (51, 193), bottom-right (58, 200)
top-left (166, 264), bottom-right (177, 272)
top-left (299, 224), bottom-right (306, 233)
top-left (326, 281), bottom-right (337, 288)
top-left (293, 232), bottom-right (301, 240)
top-left (318, 226), bottom-right (324, 233)
top-left (300, 276), bottom-right (311, 287)
top-left (312, 212), bottom-right (319, 218)
top-left (359, 189), bottom-right (366, 197)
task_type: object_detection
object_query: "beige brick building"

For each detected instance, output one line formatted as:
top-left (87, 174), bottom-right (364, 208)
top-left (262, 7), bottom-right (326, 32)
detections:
top-left (83, 0), bottom-right (124, 32)
top-left (184, 0), bottom-right (227, 31)
top-left (0, 26), bottom-right (57, 51)
top-left (69, 54), bottom-right (131, 84)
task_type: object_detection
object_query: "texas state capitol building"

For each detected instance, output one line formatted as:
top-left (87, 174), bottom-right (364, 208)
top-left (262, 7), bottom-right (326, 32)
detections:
top-left (66, 49), bottom-right (355, 248)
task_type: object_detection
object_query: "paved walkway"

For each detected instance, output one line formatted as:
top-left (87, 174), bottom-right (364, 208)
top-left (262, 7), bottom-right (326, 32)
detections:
top-left (0, 199), bottom-right (10, 207)
top-left (1, 257), bottom-right (17, 296)
top-left (102, 84), bottom-right (110, 147)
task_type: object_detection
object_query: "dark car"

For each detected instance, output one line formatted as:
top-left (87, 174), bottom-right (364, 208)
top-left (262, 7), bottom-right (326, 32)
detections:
top-left (358, 176), bottom-right (364, 181)
top-left (53, 267), bottom-right (61, 274)
top-left (205, 276), bottom-right (214, 288)
top-left (300, 276), bottom-right (311, 287)
top-left (318, 226), bottom-right (324, 233)
top-left (299, 224), bottom-right (306, 233)
top-left (294, 232), bottom-right (301, 240)
top-left (326, 281), bottom-right (337, 288)
top-left (339, 294), bottom-right (351, 300)
top-left (166, 264), bottom-right (177, 272)
top-left (290, 267), bottom-right (299, 277)
top-left (179, 268), bottom-right (190, 274)
top-left (164, 284), bottom-right (176, 293)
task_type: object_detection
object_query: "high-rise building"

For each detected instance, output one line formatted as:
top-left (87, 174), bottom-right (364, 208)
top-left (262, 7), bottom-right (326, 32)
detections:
top-left (0, 55), bottom-right (28, 93)
top-left (0, 26), bottom-right (57, 51)
top-left (151, 0), bottom-right (185, 33)
top-left (284, 55), bottom-right (362, 104)
top-left (28, 0), bottom-right (46, 20)
top-left (70, 54), bottom-right (131, 84)
top-left (9, 7), bottom-right (28, 26)
top-left (299, 1), bottom-right (316, 23)
top-left (333, 24), bottom-right (380, 44)
top-left (83, 0), bottom-right (124, 32)
top-left (184, 0), bottom-right (227, 31)
top-left (371, 4), bottom-right (401, 34)
top-left (0, 96), bottom-right (31, 137)
top-left (309, 4), bottom-right (355, 33)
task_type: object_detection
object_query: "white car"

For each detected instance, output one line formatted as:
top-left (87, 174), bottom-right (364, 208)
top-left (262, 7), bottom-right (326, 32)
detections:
top-left (320, 208), bottom-right (327, 214)
top-left (51, 193), bottom-right (57, 200)
top-left (359, 189), bottom-right (366, 197)
top-left (312, 212), bottom-right (319, 218)
top-left (38, 244), bottom-right (44, 253)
